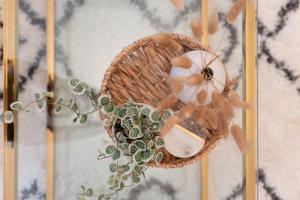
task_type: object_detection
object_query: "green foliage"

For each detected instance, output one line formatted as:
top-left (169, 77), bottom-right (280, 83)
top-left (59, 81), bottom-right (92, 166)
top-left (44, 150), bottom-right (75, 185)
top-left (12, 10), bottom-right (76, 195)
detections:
top-left (10, 102), bottom-right (23, 111)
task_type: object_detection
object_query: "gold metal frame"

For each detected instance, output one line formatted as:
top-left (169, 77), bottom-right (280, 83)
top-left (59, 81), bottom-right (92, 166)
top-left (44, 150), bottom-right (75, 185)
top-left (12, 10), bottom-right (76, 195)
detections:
top-left (243, 0), bottom-right (257, 199)
top-left (3, 0), bottom-right (18, 199)
top-left (200, 0), bottom-right (209, 199)
top-left (46, 0), bottom-right (56, 200)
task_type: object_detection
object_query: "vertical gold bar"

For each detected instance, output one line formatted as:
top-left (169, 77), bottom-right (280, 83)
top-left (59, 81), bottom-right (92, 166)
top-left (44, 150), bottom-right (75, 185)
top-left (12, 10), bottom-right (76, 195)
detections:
top-left (200, 0), bottom-right (209, 200)
top-left (3, 0), bottom-right (18, 200)
top-left (243, 0), bottom-right (257, 199)
top-left (46, 0), bottom-right (55, 200)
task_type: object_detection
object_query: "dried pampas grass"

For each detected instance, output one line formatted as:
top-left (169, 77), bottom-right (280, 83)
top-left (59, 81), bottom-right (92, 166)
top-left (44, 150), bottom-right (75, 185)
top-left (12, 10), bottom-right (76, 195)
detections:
top-left (171, 56), bottom-right (192, 69)
top-left (168, 78), bottom-right (184, 93)
top-left (197, 90), bottom-right (207, 104)
top-left (211, 91), bottom-right (223, 107)
top-left (231, 124), bottom-right (248, 153)
top-left (228, 91), bottom-right (251, 109)
top-left (205, 109), bottom-right (218, 130)
top-left (170, 0), bottom-right (184, 12)
top-left (227, 0), bottom-right (246, 24)
top-left (153, 34), bottom-right (182, 51)
top-left (156, 93), bottom-right (178, 111)
top-left (160, 116), bottom-right (180, 136)
top-left (185, 74), bottom-right (204, 85)
top-left (208, 12), bottom-right (219, 34)
top-left (180, 102), bottom-right (196, 119)
top-left (191, 17), bottom-right (202, 39)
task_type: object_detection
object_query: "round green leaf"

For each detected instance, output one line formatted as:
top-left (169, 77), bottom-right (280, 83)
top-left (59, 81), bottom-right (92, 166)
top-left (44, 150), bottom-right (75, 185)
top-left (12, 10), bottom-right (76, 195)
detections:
top-left (121, 117), bottom-right (133, 129)
top-left (112, 149), bottom-right (121, 160)
top-left (126, 107), bottom-right (139, 117)
top-left (162, 109), bottom-right (173, 121)
top-left (73, 83), bottom-right (84, 95)
top-left (68, 79), bottom-right (80, 88)
top-left (155, 137), bottom-right (165, 148)
top-left (131, 174), bottom-right (141, 184)
top-left (150, 121), bottom-right (161, 132)
top-left (109, 163), bottom-right (117, 173)
top-left (3, 111), bottom-right (13, 124)
top-left (117, 108), bottom-right (127, 119)
top-left (98, 94), bottom-right (111, 106)
top-left (116, 132), bottom-right (126, 142)
top-left (129, 144), bottom-right (139, 155)
top-left (155, 152), bottom-right (164, 164)
top-left (133, 150), bottom-right (143, 163)
top-left (142, 150), bottom-right (152, 162)
top-left (80, 114), bottom-right (88, 124)
top-left (105, 145), bottom-right (116, 155)
top-left (133, 140), bottom-right (146, 150)
top-left (103, 103), bottom-right (114, 113)
top-left (10, 102), bottom-right (23, 111)
top-left (150, 110), bottom-right (160, 122)
top-left (129, 125), bottom-right (142, 139)
top-left (140, 106), bottom-right (152, 117)
top-left (147, 140), bottom-right (155, 150)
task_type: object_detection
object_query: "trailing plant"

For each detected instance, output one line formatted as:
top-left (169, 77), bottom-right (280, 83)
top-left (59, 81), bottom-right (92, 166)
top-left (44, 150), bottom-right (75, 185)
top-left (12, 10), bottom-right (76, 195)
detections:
top-left (0, 79), bottom-right (172, 200)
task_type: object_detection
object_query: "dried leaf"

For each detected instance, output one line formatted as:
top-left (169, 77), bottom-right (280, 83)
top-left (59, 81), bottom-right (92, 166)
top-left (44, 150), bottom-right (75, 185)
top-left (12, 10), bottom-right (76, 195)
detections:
top-left (160, 116), bottom-right (179, 137)
top-left (154, 34), bottom-right (182, 51)
top-left (171, 56), bottom-right (192, 69)
top-left (231, 124), bottom-right (248, 153)
top-left (185, 74), bottom-right (204, 85)
top-left (191, 17), bottom-right (202, 39)
top-left (208, 12), bottom-right (219, 34)
top-left (227, 0), bottom-right (246, 24)
top-left (170, 0), bottom-right (184, 12)
top-left (197, 90), bottom-right (207, 104)
top-left (156, 93), bottom-right (178, 111)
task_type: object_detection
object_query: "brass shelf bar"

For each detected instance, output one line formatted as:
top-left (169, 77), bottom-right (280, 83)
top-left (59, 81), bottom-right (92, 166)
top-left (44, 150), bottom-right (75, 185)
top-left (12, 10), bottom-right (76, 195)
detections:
top-left (243, 0), bottom-right (257, 199)
top-left (46, 0), bottom-right (56, 200)
top-left (3, 0), bottom-right (18, 199)
top-left (200, 0), bottom-right (209, 199)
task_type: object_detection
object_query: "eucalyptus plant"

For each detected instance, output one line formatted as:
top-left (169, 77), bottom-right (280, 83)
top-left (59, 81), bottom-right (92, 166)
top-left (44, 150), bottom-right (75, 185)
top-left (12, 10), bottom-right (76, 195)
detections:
top-left (0, 78), bottom-right (173, 200)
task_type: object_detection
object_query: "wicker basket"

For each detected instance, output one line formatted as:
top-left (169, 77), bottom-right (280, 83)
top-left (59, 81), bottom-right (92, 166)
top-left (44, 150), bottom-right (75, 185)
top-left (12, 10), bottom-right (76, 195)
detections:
top-left (100, 33), bottom-right (224, 168)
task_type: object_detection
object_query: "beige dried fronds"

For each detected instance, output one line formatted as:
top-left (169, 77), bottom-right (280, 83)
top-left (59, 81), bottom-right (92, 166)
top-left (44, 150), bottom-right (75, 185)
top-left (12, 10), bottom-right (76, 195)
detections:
top-left (171, 56), bottom-right (192, 69)
top-left (228, 91), bottom-right (241, 106)
top-left (197, 90), bottom-right (207, 104)
top-left (180, 102), bottom-right (196, 119)
top-left (221, 98), bottom-right (235, 120)
top-left (160, 116), bottom-right (180, 137)
top-left (228, 91), bottom-right (251, 109)
top-left (227, 0), bottom-right (246, 24)
top-left (231, 124), bottom-right (248, 153)
top-left (153, 34), bottom-right (182, 51)
top-left (170, 0), bottom-right (184, 12)
top-left (216, 111), bottom-right (230, 137)
top-left (168, 78), bottom-right (184, 93)
top-left (191, 17), bottom-right (202, 39)
top-left (211, 91), bottom-right (223, 107)
top-left (185, 74), bottom-right (204, 85)
top-left (156, 93), bottom-right (178, 111)
top-left (208, 12), bottom-right (219, 34)
top-left (205, 109), bottom-right (218, 130)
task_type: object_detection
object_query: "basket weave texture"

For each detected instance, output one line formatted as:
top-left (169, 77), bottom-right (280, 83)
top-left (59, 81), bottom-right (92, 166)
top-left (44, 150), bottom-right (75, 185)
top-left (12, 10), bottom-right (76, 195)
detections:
top-left (100, 33), bottom-right (223, 168)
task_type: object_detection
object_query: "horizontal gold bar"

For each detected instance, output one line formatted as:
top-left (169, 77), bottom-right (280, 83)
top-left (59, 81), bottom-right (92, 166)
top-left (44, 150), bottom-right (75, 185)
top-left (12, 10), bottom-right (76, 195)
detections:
top-left (3, 0), bottom-right (18, 199)
top-left (243, 0), bottom-right (257, 199)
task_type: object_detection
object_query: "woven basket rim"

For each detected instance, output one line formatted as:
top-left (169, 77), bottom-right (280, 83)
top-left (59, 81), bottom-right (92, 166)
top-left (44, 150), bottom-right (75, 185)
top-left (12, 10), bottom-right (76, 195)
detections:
top-left (99, 33), bottom-right (224, 168)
